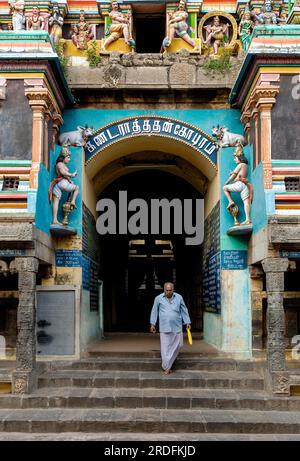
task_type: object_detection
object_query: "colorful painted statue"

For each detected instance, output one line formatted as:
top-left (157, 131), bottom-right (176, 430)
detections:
top-left (101, 1), bottom-right (135, 52)
top-left (162, 0), bottom-right (198, 52)
top-left (9, 0), bottom-right (25, 31)
top-left (253, 0), bottom-right (284, 25)
top-left (71, 10), bottom-right (94, 50)
top-left (27, 7), bottom-right (44, 31)
top-left (223, 144), bottom-right (253, 226)
top-left (49, 3), bottom-right (64, 46)
top-left (204, 15), bottom-right (230, 55)
top-left (239, 10), bottom-right (253, 51)
top-left (48, 145), bottom-right (79, 226)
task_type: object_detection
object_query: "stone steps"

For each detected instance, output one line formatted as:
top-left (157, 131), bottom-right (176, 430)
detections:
top-left (0, 408), bottom-right (300, 434)
top-left (38, 370), bottom-right (265, 390)
top-left (1, 432), bottom-right (300, 441)
top-left (54, 358), bottom-right (256, 372)
top-left (0, 387), bottom-right (299, 411)
top-left (1, 356), bottom-right (300, 438)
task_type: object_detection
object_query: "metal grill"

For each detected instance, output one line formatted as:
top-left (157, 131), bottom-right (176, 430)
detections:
top-left (2, 177), bottom-right (19, 191)
top-left (285, 177), bottom-right (300, 192)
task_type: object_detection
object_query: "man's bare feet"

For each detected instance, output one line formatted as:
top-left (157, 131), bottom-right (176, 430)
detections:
top-left (51, 221), bottom-right (62, 226)
top-left (241, 220), bottom-right (252, 225)
top-left (162, 368), bottom-right (172, 375)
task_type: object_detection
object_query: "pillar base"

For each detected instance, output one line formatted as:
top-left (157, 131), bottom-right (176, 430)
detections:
top-left (12, 370), bottom-right (37, 394)
top-left (270, 371), bottom-right (290, 395)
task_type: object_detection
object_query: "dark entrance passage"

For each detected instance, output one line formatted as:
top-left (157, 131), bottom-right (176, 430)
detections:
top-left (98, 170), bottom-right (203, 333)
top-left (134, 14), bottom-right (165, 53)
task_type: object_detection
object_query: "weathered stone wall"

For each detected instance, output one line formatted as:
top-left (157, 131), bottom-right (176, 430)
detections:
top-left (271, 75), bottom-right (300, 160)
top-left (0, 80), bottom-right (32, 160)
top-left (67, 52), bottom-right (243, 95)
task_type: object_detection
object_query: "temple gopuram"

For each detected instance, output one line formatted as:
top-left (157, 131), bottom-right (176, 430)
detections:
top-left (0, 0), bottom-right (300, 440)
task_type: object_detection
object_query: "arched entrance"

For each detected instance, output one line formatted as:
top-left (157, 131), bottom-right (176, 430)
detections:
top-left (98, 169), bottom-right (203, 332)
top-left (83, 119), bottom-right (218, 339)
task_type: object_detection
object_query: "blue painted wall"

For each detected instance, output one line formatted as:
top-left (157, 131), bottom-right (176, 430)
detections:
top-left (251, 162), bottom-right (268, 234)
top-left (219, 145), bottom-right (252, 252)
top-left (61, 108), bottom-right (243, 139)
top-left (59, 108), bottom-right (254, 356)
top-left (35, 162), bottom-right (52, 235)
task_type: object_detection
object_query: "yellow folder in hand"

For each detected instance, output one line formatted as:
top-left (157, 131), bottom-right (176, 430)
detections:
top-left (187, 328), bottom-right (192, 346)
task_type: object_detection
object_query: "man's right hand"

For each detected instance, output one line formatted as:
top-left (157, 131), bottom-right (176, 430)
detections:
top-left (150, 325), bottom-right (156, 334)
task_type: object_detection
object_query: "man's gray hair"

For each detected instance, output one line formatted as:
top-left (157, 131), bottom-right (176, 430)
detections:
top-left (164, 282), bottom-right (174, 289)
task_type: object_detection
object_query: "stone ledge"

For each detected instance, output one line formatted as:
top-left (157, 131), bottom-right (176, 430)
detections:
top-left (67, 61), bottom-right (241, 90)
top-left (268, 215), bottom-right (300, 244)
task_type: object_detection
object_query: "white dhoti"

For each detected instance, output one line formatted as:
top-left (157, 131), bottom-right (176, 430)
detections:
top-left (224, 181), bottom-right (249, 201)
top-left (160, 331), bottom-right (183, 371)
top-left (52, 179), bottom-right (77, 200)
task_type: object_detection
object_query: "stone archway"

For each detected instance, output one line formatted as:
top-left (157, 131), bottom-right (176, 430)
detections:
top-left (82, 119), bottom-right (219, 337)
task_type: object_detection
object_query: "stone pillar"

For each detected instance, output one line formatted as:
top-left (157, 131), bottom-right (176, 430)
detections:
top-left (249, 266), bottom-right (264, 352)
top-left (257, 101), bottom-right (274, 189)
top-left (241, 81), bottom-right (279, 187)
top-left (26, 94), bottom-right (48, 189)
top-left (11, 257), bottom-right (39, 394)
top-left (24, 80), bottom-right (62, 188)
top-left (262, 257), bottom-right (290, 394)
top-left (43, 110), bottom-right (51, 170)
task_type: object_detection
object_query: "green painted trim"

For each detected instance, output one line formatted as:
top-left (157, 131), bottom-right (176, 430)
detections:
top-left (274, 191), bottom-right (300, 195)
top-left (0, 31), bottom-right (52, 46)
top-left (189, 12), bottom-right (197, 39)
top-left (252, 25), bottom-right (300, 36)
top-left (0, 191), bottom-right (27, 194)
top-left (272, 160), bottom-right (300, 166)
top-left (105, 16), bottom-right (112, 35)
top-left (0, 160), bottom-right (31, 167)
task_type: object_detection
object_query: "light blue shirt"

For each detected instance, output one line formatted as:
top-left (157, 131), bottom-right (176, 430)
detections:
top-left (150, 292), bottom-right (191, 333)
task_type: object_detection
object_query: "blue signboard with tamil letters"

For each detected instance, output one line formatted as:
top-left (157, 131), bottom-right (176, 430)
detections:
top-left (280, 251), bottom-right (300, 259)
top-left (203, 252), bottom-right (221, 313)
top-left (221, 250), bottom-right (248, 270)
top-left (55, 250), bottom-right (82, 267)
top-left (85, 116), bottom-right (218, 166)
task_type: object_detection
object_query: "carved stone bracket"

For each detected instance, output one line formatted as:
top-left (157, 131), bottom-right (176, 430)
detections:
top-left (262, 257), bottom-right (289, 274)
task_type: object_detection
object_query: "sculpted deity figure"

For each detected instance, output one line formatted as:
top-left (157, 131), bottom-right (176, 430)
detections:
top-left (238, 10), bottom-right (254, 51)
top-left (101, 1), bottom-right (135, 52)
top-left (48, 145), bottom-right (79, 226)
top-left (71, 10), bottom-right (94, 50)
top-left (9, 0), bottom-right (25, 31)
top-left (223, 143), bottom-right (253, 225)
top-left (27, 7), bottom-right (44, 31)
top-left (49, 3), bottom-right (64, 46)
top-left (253, 0), bottom-right (284, 25)
top-left (204, 15), bottom-right (230, 55)
top-left (162, 0), bottom-right (198, 51)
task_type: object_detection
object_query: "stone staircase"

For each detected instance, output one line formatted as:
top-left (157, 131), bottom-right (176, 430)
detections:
top-left (1, 355), bottom-right (300, 440)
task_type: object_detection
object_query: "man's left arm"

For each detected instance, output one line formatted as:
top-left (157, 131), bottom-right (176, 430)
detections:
top-left (180, 297), bottom-right (191, 330)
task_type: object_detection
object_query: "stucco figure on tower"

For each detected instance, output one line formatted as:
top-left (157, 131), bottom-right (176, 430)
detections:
top-left (101, 1), bottom-right (135, 52)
